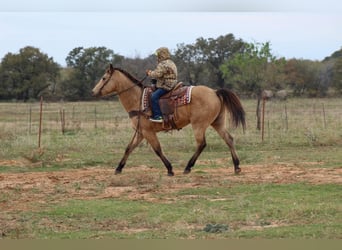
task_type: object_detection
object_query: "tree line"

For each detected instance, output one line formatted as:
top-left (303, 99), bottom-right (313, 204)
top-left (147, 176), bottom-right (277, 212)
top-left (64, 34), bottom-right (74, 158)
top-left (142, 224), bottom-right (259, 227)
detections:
top-left (0, 33), bottom-right (341, 101)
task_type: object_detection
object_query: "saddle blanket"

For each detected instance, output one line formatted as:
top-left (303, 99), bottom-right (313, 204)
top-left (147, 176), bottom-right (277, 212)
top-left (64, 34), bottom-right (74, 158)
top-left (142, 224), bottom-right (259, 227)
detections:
top-left (141, 86), bottom-right (194, 110)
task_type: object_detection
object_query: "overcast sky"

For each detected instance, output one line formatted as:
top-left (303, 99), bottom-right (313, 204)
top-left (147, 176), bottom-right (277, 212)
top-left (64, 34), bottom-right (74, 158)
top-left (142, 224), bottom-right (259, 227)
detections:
top-left (0, 0), bottom-right (341, 66)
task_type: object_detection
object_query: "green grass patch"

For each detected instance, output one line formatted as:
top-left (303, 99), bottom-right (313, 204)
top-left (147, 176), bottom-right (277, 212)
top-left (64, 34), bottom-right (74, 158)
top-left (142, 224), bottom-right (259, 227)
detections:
top-left (2, 183), bottom-right (340, 239)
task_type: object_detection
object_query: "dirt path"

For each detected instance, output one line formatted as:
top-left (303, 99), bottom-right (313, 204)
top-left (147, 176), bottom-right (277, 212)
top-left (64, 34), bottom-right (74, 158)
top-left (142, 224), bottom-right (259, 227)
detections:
top-left (0, 160), bottom-right (341, 212)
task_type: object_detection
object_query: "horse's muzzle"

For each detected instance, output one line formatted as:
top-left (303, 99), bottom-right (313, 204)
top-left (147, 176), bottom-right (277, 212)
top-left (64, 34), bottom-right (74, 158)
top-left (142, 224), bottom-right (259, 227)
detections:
top-left (91, 90), bottom-right (99, 97)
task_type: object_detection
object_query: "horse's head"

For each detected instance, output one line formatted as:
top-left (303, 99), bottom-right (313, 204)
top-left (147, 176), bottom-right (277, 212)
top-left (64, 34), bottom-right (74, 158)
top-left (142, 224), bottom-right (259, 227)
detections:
top-left (92, 64), bottom-right (116, 97)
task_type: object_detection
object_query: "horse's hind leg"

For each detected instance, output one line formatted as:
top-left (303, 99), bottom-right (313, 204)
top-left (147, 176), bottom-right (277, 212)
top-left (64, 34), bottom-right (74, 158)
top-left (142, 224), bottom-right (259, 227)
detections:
top-left (212, 123), bottom-right (241, 174)
top-left (115, 132), bottom-right (144, 174)
top-left (184, 127), bottom-right (207, 174)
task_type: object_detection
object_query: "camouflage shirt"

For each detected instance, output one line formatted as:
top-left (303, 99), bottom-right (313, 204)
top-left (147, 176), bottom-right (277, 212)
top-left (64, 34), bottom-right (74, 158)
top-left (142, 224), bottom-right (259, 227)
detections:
top-left (149, 47), bottom-right (178, 91)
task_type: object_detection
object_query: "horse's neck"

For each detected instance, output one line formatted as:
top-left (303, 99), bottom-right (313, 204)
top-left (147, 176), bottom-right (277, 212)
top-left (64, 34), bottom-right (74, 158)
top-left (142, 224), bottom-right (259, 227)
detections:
top-left (117, 78), bottom-right (142, 113)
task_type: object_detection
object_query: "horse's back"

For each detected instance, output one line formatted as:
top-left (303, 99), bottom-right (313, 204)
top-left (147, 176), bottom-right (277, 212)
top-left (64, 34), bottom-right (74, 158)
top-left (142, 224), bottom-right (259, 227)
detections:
top-left (186, 85), bottom-right (221, 124)
top-left (191, 85), bottom-right (221, 108)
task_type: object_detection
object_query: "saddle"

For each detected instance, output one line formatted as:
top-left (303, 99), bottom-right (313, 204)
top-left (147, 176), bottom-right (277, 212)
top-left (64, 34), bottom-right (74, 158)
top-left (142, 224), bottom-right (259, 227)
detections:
top-left (142, 83), bottom-right (194, 130)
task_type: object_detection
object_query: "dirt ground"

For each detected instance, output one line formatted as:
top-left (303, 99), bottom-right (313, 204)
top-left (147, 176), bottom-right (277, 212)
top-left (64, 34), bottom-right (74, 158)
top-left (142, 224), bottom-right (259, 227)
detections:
top-left (0, 158), bottom-right (341, 213)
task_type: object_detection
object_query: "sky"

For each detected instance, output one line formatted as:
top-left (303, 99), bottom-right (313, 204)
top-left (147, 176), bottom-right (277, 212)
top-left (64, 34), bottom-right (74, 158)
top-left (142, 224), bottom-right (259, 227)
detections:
top-left (0, 0), bottom-right (341, 66)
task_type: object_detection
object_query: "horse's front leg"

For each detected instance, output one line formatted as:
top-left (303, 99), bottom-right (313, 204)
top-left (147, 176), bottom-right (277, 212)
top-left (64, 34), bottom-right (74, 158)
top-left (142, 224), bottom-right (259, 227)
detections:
top-left (115, 132), bottom-right (144, 174)
top-left (145, 132), bottom-right (174, 176)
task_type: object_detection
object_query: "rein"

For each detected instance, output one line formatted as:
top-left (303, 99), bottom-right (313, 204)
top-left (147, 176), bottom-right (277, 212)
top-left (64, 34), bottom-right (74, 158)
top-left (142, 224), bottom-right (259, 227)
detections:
top-left (104, 84), bottom-right (138, 98)
top-left (99, 70), bottom-right (148, 98)
top-left (112, 74), bottom-right (148, 98)
top-left (101, 69), bottom-right (149, 138)
top-left (115, 74), bottom-right (148, 146)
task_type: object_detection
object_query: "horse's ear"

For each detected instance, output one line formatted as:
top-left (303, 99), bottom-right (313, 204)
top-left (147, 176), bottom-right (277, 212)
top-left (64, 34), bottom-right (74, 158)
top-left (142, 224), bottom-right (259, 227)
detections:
top-left (109, 64), bottom-right (114, 72)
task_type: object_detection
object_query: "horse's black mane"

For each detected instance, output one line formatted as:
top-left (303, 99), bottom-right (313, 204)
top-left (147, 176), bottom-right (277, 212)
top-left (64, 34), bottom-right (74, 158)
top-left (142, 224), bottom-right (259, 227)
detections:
top-left (113, 67), bottom-right (144, 87)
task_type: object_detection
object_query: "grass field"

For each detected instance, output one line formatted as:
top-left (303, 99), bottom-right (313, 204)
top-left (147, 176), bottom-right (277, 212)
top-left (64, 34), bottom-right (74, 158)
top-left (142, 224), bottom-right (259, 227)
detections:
top-left (0, 98), bottom-right (341, 239)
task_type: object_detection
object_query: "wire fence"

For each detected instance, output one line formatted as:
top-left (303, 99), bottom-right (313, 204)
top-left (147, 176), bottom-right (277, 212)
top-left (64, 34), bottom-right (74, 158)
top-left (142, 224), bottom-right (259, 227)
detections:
top-left (1, 98), bottom-right (342, 147)
top-left (244, 98), bottom-right (342, 146)
top-left (0, 101), bottom-right (126, 135)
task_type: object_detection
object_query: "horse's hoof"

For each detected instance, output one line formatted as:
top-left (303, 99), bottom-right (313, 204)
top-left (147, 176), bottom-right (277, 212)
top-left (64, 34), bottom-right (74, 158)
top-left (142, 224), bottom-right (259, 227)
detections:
top-left (234, 168), bottom-right (241, 174)
top-left (183, 169), bottom-right (191, 174)
top-left (167, 171), bottom-right (174, 177)
top-left (115, 169), bottom-right (122, 175)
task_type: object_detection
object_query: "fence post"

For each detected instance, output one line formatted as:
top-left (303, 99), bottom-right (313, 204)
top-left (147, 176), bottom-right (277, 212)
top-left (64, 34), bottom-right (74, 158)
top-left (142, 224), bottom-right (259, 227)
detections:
top-left (261, 97), bottom-right (266, 142)
top-left (38, 96), bottom-right (43, 148)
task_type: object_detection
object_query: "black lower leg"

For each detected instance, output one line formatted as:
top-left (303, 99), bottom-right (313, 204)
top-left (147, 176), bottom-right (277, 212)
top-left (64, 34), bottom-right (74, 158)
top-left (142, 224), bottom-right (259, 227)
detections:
top-left (155, 149), bottom-right (174, 176)
top-left (184, 141), bottom-right (206, 174)
top-left (114, 144), bottom-right (132, 174)
top-left (115, 161), bottom-right (125, 174)
top-left (165, 162), bottom-right (174, 176)
top-left (232, 154), bottom-right (241, 174)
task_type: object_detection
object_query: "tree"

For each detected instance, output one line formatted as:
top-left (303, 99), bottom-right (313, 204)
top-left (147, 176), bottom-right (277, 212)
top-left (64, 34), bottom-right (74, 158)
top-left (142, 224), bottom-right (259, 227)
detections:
top-left (120, 54), bottom-right (156, 82)
top-left (200, 34), bottom-right (245, 88)
top-left (284, 59), bottom-right (327, 97)
top-left (323, 47), bottom-right (342, 95)
top-left (331, 57), bottom-right (342, 94)
top-left (220, 41), bottom-right (279, 95)
top-left (174, 34), bottom-right (245, 87)
top-left (0, 46), bottom-right (60, 100)
top-left (174, 43), bottom-right (206, 85)
top-left (61, 47), bottom-right (123, 100)
top-left (220, 41), bottom-right (282, 129)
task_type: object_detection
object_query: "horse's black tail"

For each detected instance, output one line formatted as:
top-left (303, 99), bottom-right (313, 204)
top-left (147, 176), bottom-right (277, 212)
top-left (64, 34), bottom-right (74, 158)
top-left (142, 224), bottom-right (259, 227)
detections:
top-left (216, 88), bottom-right (246, 131)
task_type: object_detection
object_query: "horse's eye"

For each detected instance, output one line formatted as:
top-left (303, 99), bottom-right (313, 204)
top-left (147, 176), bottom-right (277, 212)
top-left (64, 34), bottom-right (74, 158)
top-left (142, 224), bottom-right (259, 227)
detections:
top-left (102, 77), bottom-right (106, 81)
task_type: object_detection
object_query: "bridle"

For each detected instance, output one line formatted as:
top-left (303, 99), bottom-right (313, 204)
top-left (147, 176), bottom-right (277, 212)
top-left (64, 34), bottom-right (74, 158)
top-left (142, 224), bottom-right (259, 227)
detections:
top-left (97, 68), bottom-right (149, 144)
top-left (97, 68), bottom-right (149, 142)
top-left (98, 69), bottom-right (147, 98)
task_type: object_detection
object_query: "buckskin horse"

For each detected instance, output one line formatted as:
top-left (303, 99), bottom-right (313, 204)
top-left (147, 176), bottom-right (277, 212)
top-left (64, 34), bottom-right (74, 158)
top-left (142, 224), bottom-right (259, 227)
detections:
top-left (92, 64), bottom-right (246, 176)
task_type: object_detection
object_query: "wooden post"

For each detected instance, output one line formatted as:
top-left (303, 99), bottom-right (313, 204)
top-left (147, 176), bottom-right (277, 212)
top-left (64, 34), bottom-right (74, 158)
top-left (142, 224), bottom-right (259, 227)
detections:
top-left (38, 96), bottom-right (43, 148)
top-left (261, 97), bottom-right (266, 142)
top-left (256, 98), bottom-right (261, 130)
